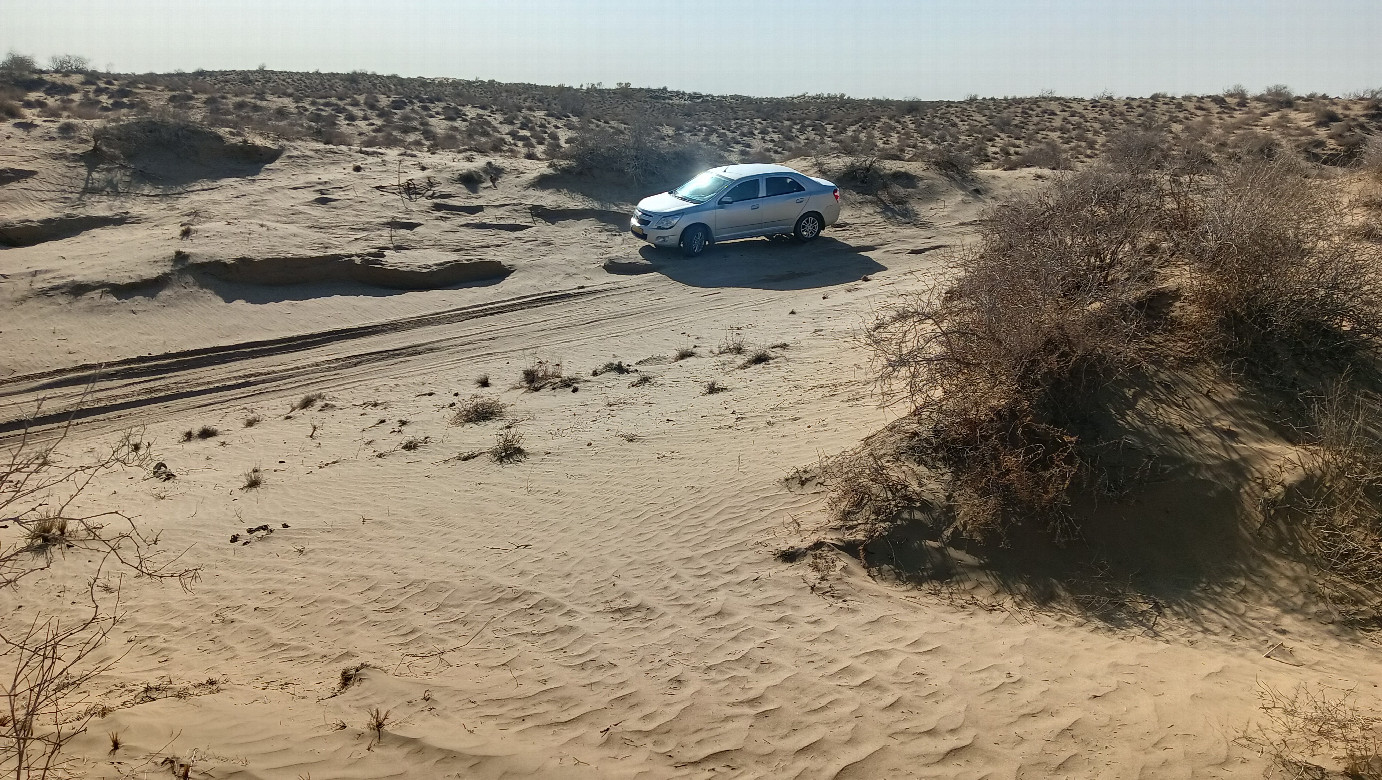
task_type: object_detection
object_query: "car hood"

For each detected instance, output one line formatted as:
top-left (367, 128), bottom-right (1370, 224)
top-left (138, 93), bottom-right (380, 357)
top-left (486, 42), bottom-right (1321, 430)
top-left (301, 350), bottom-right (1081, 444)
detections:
top-left (636, 192), bottom-right (696, 215)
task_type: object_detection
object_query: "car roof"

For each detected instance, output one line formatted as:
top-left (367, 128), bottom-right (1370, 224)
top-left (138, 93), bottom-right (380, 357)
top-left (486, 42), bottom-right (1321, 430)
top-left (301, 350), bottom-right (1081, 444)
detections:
top-left (708, 163), bottom-right (804, 180)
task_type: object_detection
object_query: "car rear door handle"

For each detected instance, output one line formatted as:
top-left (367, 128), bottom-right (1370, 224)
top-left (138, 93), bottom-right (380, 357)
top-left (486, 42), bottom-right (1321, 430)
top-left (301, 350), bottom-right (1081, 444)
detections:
top-left (751, 204), bottom-right (759, 209)
top-left (795, 198), bottom-right (805, 203)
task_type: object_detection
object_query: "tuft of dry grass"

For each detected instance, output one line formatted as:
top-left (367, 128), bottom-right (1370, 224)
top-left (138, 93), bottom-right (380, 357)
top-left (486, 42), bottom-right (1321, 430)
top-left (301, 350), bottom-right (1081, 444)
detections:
top-left (451, 395), bottom-right (507, 425)
top-left (629, 374), bottom-right (656, 388)
top-left (739, 350), bottom-right (774, 369)
top-left (716, 333), bottom-right (747, 355)
top-left (182, 425), bottom-right (220, 442)
top-left (291, 392), bottom-right (326, 412)
top-left (475, 373), bottom-right (491, 388)
top-left (703, 380), bottom-right (728, 395)
top-left (490, 430), bottom-right (526, 463)
top-left (242, 414), bottom-right (262, 428)
top-left (23, 515), bottom-right (72, 553)
top-left (241, 466), bottom-right (264, 490)
top-left (338, 664), bottom-right (367, 692)
top-left (674, 347), bottom-right (697, 361)
top-left (520, 360), bottom-right (563, 390)
top-left (592, 360), bottom-right (633, 376)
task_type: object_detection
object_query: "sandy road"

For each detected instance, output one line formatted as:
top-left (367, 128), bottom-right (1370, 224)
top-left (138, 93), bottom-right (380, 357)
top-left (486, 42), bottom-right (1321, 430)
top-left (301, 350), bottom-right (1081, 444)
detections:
top-left (0, 269), bottom-right (830, 439)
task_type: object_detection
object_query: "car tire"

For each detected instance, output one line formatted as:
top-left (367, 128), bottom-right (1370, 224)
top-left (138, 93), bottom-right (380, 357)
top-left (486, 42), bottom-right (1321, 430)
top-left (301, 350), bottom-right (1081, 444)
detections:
top-left (794, 212), bottom-right (823, 242)
top-left (680, 224), bottom-right (709, 257)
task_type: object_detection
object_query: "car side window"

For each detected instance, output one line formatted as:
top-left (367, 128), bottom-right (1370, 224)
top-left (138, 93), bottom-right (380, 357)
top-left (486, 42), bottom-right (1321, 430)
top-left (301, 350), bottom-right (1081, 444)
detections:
top-left (765, 176), bottom-right (805, 197)
top-left (724, 179), bottom-right (760, 203)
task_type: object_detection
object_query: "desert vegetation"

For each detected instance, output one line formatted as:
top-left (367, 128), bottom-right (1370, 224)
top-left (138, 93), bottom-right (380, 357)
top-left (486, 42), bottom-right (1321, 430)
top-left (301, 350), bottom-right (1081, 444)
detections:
top-left (450, 395), bottom-right (506, 425)
top-left (489, 429), bottom-right (525, 463)
top-left (1239, 683), bottom-right (1382, 779)
top-left (822, 125), bottom-right (1382, 636)
top-left (2, 54), bottom-right (1379, 188)
top-left (1, 421), bottom-right (197, 776)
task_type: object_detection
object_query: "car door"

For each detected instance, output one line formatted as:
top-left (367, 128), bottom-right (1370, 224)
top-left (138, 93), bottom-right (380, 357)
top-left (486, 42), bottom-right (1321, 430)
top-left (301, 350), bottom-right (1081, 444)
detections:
top-left (712, 178), bottom-right (764, 238)
top-left (760, 175), bottom-right (809, 231)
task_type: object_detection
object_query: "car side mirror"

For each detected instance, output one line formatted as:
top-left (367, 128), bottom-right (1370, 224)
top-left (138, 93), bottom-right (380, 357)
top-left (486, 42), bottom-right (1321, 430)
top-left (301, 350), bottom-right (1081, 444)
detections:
top-left (718, 197), bottom-right (732, 206)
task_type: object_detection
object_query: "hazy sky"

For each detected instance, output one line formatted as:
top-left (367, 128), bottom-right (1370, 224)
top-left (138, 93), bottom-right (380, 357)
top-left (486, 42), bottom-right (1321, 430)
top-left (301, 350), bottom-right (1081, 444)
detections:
top-left (3, 0), bottom-right (1379, 99)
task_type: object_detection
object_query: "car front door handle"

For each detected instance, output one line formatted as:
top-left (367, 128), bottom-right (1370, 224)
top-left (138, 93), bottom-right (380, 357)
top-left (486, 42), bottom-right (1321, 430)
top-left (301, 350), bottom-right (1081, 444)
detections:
top-left (751, 204), bottom-right (759, 209)
top-left (795, 198), bottom-right (805, 203)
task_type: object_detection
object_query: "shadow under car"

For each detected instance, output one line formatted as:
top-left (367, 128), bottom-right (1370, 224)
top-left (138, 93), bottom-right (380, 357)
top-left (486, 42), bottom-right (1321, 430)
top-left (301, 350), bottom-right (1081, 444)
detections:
top-left (639, 236), bottom-right (885, 290)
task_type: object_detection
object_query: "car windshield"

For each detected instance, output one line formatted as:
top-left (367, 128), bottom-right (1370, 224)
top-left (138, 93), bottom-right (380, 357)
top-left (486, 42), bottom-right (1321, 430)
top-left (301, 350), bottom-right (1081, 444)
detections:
top-left (671, 172), bottom-right (732, 203)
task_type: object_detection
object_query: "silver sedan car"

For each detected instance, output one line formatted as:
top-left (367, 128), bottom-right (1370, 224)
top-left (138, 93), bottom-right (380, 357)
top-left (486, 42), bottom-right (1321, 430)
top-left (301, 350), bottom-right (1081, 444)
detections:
top-left (630, 164), bottom-right (841, 257)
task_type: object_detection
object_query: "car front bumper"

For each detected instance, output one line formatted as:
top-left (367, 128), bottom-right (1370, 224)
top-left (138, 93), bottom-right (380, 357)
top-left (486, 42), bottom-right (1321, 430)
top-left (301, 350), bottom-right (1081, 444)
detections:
top-left (630, 216), bottom-right (680, 247)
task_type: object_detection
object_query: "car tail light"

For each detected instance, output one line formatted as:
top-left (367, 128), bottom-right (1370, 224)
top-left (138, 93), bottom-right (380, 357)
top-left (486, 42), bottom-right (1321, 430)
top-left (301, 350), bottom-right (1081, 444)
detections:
top-left (833, 188), bottom-right (840, 202)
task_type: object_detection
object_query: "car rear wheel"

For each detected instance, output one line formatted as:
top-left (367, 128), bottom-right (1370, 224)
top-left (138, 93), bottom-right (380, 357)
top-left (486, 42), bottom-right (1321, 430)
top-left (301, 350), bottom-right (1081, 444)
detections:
top-left (794, 212), bottom-right (823, 242)
top-left (680, 224), bottom-right (709, 257)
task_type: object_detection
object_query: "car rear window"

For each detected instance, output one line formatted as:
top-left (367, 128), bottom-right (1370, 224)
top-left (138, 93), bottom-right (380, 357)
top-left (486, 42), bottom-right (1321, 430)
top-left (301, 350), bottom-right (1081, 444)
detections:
top-left (765, 176), bottom-right (805, 197)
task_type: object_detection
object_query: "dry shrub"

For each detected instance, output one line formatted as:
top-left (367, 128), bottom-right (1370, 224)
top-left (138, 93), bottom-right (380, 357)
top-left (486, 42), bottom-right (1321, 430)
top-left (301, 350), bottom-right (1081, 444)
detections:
top-left (456, 167), bottom-right (485, 191)
top-left (824, 156), bottom-right (920, 214)
top-left (820, 431), bottom-right (935, 541)
top-left (1182, 161), bottom-right (1382, 358)
top-left (1261, 383), bottom-right (1382, 617)
top-left (1005, 140), bottom-right (1071, 170)
top-left (1255, 83), bottom-right (1297, 109)
top-left (489, 430), bottom-right (525, 463)
top-left (1229, 131), bottom-right (1284, 162)
top-left (451, 395), bottom-right (506, 425)
top-left (861, 168), bottom-right (1166, 541)
top-left (2, 422), bottom-right (199, 776)
top-left (1103, 125), bottom-right (1171, 171)
top-left (555, 117), bottom-right (723, 189)
top-left (48, 54), bottom-right (89, 74)
top-left (366, 707), bottom-right (391, 745)
top-left (1358, 138), bottom-right (1382, 181)
top-left (919, 144), bottom-right (975, 180)
top-left (0, 52), bottom-right (36, 83)
top-left (520, 360), bottom-right (563, 390)
top-left (1238, 683), bottom-right (1382, 779)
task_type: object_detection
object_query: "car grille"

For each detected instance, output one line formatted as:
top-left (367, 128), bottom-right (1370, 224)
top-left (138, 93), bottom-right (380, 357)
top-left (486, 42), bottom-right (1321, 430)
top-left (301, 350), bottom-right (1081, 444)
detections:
top-left (634, 211), bottom-right (652, 226)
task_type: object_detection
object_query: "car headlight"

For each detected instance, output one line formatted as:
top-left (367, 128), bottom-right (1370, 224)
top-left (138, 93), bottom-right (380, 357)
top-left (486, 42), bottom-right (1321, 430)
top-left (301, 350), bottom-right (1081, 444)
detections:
top-left (653, 215), bottom-right (681, 230)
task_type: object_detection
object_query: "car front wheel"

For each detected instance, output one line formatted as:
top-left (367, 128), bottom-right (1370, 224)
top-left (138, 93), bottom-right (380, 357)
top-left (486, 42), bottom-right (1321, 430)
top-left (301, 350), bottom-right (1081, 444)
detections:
top-left (794, 212), bottom-right (823, 242)
top-left (680, 225), bottom-right (709, 257)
